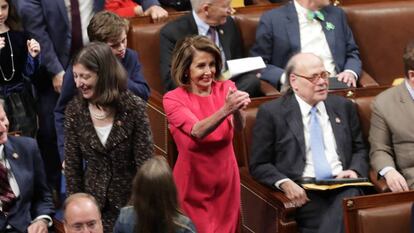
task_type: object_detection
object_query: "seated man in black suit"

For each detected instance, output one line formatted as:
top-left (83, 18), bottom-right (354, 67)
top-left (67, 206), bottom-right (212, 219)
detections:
top-left (249, 53), bottom-right (368, 233)
top-left (0, 99), bottom-right (54, 233)
top-left (160, 0), bottom-right (262, 97)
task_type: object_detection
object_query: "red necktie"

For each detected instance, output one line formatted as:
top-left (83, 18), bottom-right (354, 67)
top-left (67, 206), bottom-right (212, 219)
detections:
top-left (0, 162), bottom-right (16, 213)
top-left (70, 0), bottom-right (83, 55)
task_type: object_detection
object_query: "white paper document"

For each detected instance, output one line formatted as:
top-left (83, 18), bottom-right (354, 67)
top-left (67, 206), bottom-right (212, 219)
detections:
top-left (226, 56), bottom-right (266, 78)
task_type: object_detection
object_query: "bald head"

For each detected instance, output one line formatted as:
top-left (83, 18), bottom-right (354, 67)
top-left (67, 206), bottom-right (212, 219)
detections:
top-left (63, 193), bottom-right (103, 233)
top-left (286, 53), bottom-right (324, 81)
top-left (287, 53), bottom-right (329, 106)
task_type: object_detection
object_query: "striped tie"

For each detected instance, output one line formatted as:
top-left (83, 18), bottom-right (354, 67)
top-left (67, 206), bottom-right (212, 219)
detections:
top-left (0, 162), bottom-right (16, 213)
top-left (207, 27), bottom-right (217, 44)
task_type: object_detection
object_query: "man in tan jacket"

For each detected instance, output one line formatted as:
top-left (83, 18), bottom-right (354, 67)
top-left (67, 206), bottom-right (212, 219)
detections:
top-left (369, 41), bottom-right (414, 192)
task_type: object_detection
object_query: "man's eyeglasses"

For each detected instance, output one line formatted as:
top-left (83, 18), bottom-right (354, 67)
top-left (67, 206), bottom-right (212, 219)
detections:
top-left (293, 71), bottom-right (331, 84)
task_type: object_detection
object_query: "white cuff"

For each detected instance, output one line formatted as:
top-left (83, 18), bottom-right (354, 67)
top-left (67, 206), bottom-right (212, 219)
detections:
top-left (344, 69), bottom-right (358, 80)
top-left (32, 215), bottom-right (53, 227)
top-left (379, 166), bottom-right (395, 177)
top-left (275, 178), bottom-right (291, 190)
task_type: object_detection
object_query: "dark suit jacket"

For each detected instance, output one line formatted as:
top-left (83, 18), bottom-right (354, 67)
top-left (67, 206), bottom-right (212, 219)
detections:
top-left (18, 0), bottom-right (160, 77)
top-left (160, 13), bottom-right (245, 91)
top-left (249, 93), bottom-right (368, 187)
top-left (54, 48), bottom-right (150, 160)
top-left (0, 136), bottom-right (54, 232)
top-left (64, 92), bottom-right (153, 218)
top-left (250, 2), bottom-right (361, 87)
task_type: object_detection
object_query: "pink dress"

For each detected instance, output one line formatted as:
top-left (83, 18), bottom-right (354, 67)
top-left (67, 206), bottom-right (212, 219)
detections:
top-left (163, 80), bottom-right (240, 233)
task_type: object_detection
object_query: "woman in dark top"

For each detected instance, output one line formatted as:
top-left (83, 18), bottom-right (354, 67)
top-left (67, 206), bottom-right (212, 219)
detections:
top-left (64, 42), bottom-right (153, 233)
top-left (0, 0), bottom-right (40, 136)
top-left (113, 156), bottom-right (196, 233)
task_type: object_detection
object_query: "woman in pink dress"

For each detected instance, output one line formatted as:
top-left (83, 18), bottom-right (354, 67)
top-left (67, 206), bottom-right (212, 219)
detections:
top-left (163, 35), bottom-right (251, 233)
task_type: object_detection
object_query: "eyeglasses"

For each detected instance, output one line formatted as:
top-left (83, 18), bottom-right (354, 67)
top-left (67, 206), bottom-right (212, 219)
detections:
top-left (293, 71), bottom-right (330, 84)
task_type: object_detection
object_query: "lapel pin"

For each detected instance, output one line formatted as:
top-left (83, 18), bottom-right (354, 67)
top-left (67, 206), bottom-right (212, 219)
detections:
top-left (219, 29), bottom-right (224, 35)
top-left (116, 120), bottom-right (122, 126)
top-left (335, 117), bottom-right (341, 123)
top-left (12, 153), bottom-right (19, 159)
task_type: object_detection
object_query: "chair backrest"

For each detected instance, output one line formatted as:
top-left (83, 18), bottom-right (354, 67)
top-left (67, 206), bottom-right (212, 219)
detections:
top-left (233, 95), bottom-right (279, 167)
top-left (343, 1), bottom-right (414, 85)
top-left (233, 6), bottom-right (274, 56)
top-left (128, 13), bottom-right (185, 95)
top-left (343, 190), bottom-right (414, 233)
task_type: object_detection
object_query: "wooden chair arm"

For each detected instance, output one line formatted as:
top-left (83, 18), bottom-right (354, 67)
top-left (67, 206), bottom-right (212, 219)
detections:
top-left (240, 167), bottom-right (298, 233)
top-left (369, 168), bottom-right (390, 193)
top-left (343, 190), bottom-right (414, 233)
top-left (358, 71), bottom-right (379, 88)
top-left (260, 80), bottom-right (280, 96)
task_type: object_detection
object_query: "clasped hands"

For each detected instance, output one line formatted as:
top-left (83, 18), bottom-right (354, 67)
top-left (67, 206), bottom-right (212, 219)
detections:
top-left (222, 87), bottom-right (251, 116)
top-left (0, 37), bottom-right (40, 58)
top-left (280, 170), bottom-right (358, 207)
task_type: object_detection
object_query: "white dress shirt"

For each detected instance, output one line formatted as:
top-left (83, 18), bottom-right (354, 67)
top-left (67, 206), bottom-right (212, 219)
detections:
top-left (294, 0), bottom-right (337, 76)
top-left (94, 123), bottom-right (113, 146)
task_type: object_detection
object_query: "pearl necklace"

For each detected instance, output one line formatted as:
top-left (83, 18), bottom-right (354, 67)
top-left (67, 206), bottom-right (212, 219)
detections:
top-left (88, 104), bottom-right (110, 120)
top-left (0, 32), bottom-right (15, 82)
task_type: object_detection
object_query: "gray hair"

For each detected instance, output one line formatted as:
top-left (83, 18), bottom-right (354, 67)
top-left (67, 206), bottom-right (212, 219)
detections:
top-left (281, 52), bottom-right (300, 93)
top-left (191, 0), bottom-right (209, 11)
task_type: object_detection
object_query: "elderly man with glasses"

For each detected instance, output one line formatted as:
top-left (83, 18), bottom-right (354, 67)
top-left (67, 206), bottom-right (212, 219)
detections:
top-left (249, 53), bottom-right (368, 233)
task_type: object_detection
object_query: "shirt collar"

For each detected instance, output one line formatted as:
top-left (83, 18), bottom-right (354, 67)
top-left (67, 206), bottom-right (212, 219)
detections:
top-left (295, 93), bottom-right (327, 117)
top-left (404, 79), bottom-right (414, 101)
top-left (294, 0), bottom-right (310, 20)
top-left (192, 10), bottom-right (210, 36)
top-left (0, 144), bottom-right (4, 161)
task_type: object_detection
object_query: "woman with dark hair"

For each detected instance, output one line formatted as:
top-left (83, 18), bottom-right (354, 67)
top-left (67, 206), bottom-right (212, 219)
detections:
top-left (163, 35), bottom-right (251, 233)
top-left (113, 156), bottom-right (196, 233)
top-left (64, 42), bottom-right (154, 233)
top-left (0, 0), bottom-right (40, 137)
